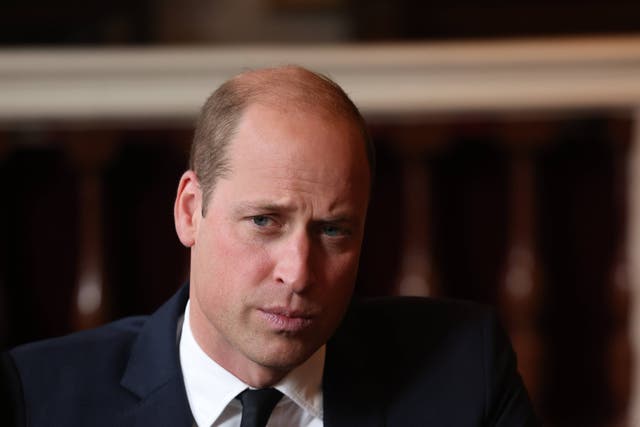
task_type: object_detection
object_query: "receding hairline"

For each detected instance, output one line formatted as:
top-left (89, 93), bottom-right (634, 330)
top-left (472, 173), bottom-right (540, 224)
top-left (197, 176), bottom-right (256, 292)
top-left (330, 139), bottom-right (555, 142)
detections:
top-left (227, 65), bottom-right (361, 118)
top-left (190, 65), bottom-right (374, 215)
top-left (206, 65), bottom-right (371, 168)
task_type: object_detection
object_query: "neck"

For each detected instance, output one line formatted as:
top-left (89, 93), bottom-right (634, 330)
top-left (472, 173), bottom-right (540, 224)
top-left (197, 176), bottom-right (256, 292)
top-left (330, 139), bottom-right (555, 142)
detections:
top-left (238, 366), bottom-right (287, 389)
top-left (187, 298), bottom-right (292, 388)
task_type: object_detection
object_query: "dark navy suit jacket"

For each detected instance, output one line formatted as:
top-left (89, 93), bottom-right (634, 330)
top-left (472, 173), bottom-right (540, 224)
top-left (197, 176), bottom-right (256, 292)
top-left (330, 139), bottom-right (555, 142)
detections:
top-left (2, 285), bottom-right (538, 426)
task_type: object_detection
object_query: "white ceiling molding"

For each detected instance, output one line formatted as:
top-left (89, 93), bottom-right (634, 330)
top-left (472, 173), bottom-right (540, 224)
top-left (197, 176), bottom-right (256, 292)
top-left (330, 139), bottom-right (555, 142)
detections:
top-left (1, 36), bottom-right (640, 123)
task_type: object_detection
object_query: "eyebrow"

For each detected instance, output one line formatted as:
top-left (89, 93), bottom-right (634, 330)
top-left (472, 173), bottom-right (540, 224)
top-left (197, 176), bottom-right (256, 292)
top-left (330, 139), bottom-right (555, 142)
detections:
top-left (317, 215), bottom-right (356, 224)
top-left (232, 200), bottom-right (296, 215)
top-left (232, 200), bottom-right (360, 224)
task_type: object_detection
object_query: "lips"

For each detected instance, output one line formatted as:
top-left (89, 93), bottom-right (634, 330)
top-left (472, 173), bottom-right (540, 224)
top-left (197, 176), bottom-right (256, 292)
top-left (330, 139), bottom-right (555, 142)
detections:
top-left (257, 307), bottom-right (315, 332)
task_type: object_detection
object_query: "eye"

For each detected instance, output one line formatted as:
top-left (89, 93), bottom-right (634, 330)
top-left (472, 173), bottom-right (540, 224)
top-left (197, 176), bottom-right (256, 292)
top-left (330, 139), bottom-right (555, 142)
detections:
top-left (322, 224), bottom-right (347, 237)
top-left (252, 215), bottom-right (272, 227)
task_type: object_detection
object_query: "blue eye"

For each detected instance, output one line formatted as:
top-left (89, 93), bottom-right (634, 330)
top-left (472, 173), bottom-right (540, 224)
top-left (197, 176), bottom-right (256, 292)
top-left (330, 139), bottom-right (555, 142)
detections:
top-left (322, 224), bottom-right (343, 237)
top-left (252, 215), bottom-right (271, 227)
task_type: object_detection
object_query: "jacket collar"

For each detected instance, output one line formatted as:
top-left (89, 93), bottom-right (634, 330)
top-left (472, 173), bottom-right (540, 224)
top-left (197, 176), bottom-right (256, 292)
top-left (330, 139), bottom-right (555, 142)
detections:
top-left (118, 284), bottom-right (386, 427)
top-left (323, 364), bottom-right (386, 427)
top-left (322, 304), bottom-right (386, 427)
top-left (119, 283), bottom-right (193, 426)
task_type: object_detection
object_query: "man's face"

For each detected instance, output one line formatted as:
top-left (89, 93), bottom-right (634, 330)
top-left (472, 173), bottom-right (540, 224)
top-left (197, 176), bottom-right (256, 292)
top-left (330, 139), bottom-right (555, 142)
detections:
top-left (187, 102), bottom-right (370, 383)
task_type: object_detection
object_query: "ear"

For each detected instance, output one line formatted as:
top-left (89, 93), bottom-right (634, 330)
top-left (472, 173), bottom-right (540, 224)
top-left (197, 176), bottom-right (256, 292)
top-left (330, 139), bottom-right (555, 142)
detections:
top-left (174, 170), bottom-right (202, 247)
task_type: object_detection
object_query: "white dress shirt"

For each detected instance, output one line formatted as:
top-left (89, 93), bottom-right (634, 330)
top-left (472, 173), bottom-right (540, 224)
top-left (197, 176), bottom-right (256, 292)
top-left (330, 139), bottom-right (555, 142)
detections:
top-left (179, 301), bottom-right (324, 427)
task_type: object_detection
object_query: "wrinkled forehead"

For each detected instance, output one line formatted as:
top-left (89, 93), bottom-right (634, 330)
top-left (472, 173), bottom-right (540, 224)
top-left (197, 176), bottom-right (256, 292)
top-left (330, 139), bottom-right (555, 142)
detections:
top-left (229, 102), bottom-right (370, 187)
top-left (219, 104), bottom-right (371, 219)
top-left (238, 100), bottom-right (364, 156)
top-left (246, 96), bottom-right (368, 159)
top-left (228, 69), bottom-right (372, 179)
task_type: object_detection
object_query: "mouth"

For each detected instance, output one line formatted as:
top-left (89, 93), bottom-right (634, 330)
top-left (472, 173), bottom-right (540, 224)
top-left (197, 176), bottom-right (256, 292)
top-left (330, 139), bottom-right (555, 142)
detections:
top-left (257, 307), bottom-right (316, 333)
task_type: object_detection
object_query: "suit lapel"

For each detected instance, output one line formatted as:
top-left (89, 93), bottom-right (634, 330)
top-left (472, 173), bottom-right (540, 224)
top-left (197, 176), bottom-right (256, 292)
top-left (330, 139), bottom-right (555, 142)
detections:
top-left (323, 372), bottom-right (385, 427)
top-left (116, 285), bottom-right (386, 427)
top-left (117, 376), bottom-right (193, 427)
top-left (322, 307), bottom-right (386, 427)
top-left (119, 284), bottom-right (194, 427)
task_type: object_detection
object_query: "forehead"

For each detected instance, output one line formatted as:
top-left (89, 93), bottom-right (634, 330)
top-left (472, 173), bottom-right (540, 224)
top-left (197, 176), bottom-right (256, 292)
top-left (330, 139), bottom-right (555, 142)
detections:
top-left (231, 102), bottom-right (367, 177)
top-left (202, 104), bottom-right (370, 222)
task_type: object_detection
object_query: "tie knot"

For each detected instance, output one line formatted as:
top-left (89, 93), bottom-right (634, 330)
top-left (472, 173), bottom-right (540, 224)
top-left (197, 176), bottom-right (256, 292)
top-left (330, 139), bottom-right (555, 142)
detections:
top-left (236, 388), bottom-right (283, 427)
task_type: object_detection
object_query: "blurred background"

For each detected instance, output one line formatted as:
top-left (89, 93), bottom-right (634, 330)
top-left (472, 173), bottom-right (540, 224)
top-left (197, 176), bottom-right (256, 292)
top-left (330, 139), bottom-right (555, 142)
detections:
top-left (3, 1), bottom-right (640, 425)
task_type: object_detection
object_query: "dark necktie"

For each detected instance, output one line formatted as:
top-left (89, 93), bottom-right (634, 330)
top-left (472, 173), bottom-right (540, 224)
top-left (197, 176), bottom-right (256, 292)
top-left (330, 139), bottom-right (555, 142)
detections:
top-left (236, 388), bottom-right (283, 427)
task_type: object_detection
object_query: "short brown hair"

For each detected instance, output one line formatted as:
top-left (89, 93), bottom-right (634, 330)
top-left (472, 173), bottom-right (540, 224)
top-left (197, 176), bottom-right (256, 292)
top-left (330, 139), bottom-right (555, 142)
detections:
top-left (189, 65), bottom-right (374, 215)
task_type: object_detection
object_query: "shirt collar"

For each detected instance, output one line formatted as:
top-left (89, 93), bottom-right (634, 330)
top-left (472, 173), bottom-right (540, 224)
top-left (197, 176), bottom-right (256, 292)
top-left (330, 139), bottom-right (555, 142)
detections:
top-left (179, 300), bottom-right (324, 427)
top-left (275, 343), bottom-right (324, 419)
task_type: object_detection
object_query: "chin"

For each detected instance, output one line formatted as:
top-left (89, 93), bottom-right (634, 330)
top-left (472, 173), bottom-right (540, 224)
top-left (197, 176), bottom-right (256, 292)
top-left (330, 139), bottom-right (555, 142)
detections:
top-left (252, 340), bottom-right (318, 371)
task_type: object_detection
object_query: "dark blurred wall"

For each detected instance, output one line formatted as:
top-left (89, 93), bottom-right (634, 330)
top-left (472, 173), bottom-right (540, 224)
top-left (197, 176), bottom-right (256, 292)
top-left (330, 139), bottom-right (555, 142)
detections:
top-left (3, 0), bottom-right (640, 45)
top-left (349, 0), bottom-right (640, 40)
top-left (1, 2), bottom-right (638, 425)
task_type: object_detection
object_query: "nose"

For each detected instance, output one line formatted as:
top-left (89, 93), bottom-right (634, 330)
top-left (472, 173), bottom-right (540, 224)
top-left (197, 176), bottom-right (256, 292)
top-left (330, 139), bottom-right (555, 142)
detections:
top-left (273, 231), bottom-right (313, 293)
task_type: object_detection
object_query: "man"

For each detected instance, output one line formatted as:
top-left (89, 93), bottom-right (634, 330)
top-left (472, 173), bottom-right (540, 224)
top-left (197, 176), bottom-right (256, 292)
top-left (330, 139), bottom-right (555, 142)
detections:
top-left (2, 66), bottom-right (537, 426)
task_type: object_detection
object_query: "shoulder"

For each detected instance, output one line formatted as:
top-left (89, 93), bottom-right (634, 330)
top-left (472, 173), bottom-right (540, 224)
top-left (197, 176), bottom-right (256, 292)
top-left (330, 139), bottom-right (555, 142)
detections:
top-left (328, 296), bottom-right (500, 379)
top-left (349, 295), bottom-right (492, 320)
top-left (6, 315), bottom-right (150, 421)
top-left (10, 315), bottom-right (147, 373)
top-left (335, 296), bottom-right (511, 385)
top-left (3, 284), bottom-right (190, 426)
top-left (326, 297), bottom-right (536, 425)
top-left (337, 296), bottom-right (496, 346)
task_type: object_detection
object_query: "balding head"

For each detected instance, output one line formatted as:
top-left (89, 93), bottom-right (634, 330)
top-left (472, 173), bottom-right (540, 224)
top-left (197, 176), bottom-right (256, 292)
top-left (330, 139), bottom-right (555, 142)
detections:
top-left (189, 66), bottom-right (373, 215)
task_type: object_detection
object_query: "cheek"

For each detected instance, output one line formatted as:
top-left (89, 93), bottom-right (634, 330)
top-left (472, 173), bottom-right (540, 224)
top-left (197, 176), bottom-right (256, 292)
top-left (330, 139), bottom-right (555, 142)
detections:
top-left (195, 220), bottom-right (274, 293)
top-left (319, 251), bottom-right (361, 292)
